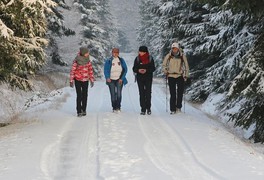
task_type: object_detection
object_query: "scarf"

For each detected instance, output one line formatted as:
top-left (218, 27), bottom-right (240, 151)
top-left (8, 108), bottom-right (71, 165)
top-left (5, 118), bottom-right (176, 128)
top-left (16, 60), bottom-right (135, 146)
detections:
top-left (75, 55), bottom-right (90, 65)
top-left (171, 51), bottom-right (181, 58)
top-left (139, 53), bottom-right (150, 64)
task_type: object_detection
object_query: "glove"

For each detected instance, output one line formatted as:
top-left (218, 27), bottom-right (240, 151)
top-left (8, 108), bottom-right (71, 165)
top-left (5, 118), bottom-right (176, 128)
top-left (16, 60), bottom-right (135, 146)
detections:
top-left (90, 81), bottom-right (94, 88)
top-left (106, 78), bottom-right (111, 83)
top-left (70, 81), bottom-right (74, 88)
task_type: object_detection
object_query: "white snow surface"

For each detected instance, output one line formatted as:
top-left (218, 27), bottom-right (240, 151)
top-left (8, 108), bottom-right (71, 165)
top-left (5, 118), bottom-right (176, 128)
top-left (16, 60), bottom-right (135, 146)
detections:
top-left (0, 53), bottom-right (264, 180)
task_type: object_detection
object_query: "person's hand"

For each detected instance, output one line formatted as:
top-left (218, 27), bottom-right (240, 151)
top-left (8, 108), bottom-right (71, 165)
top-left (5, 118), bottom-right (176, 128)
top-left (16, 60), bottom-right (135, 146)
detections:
top-left (183, 76), bottom-right (187, 82)
top-left (106, 78), bottom-right (111, 83)
top-left (70, 82), bottom-right (74, 88)
top-left (138, 69), bottom-right (146, 74)
top-left (118, 79), bottom-right (123, 84)
top-left (90, 81), bottom-right (94, 88)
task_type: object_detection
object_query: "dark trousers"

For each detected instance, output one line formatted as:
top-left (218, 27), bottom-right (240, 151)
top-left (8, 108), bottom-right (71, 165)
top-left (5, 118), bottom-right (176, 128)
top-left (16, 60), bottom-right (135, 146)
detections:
top-left (168, 76), bottom-right (184, 111)
top-left (137, 78), bottom-right (152, 112)
top-left (108, 80), bottom-right (123, 110)
top-left (75, 80), bottom-right (88, 114)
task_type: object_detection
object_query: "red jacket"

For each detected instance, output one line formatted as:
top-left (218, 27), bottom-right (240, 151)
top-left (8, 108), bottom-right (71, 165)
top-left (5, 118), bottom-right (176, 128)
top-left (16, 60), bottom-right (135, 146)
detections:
top-left (70, 60), bottom-right (95, 83)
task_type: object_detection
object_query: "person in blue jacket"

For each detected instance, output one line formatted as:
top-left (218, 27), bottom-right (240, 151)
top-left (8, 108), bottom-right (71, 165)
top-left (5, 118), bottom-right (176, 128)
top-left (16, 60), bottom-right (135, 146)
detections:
top-left (104, 48), bottom-right (128, 113)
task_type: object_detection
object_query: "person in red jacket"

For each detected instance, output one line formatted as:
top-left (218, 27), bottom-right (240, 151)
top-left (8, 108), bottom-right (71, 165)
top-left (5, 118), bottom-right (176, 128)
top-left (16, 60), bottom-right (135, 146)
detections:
top-left (70, 47), bottom-right (95, 117)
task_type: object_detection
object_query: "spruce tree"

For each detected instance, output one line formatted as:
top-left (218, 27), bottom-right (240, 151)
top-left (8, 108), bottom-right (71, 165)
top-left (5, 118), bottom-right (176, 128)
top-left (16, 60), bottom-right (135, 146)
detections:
top-left (138, 0), bottom-right (264, 142)
top-left (75, 0), bottom-right (118, 77)
top-left (0, 0), bottom-right (53, 90)
top-left (0, 0), bottom-right (75, 89)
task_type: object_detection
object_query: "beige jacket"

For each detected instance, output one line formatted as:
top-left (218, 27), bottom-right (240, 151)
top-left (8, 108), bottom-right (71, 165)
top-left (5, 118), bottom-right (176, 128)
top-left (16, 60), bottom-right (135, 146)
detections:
top-left (162, 51), bottom-right (189, 79)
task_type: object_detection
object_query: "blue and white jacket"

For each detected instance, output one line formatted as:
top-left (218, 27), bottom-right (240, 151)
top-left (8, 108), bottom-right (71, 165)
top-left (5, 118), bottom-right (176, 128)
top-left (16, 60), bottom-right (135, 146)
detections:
top-left (104, 56), bottom-right (128, 85)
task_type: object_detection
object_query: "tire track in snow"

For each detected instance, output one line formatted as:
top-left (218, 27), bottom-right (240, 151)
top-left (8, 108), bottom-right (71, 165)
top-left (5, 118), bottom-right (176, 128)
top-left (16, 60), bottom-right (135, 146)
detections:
top-left (135, 84), bottom-right (226, 180)
top-left (126, 82), bottom-right (139, 113)
top-left (95, 80), bottom-right (172, 179)
top-left (39, 83), bottom-right (108, 180)
top-left (138, 115), bottom-right (224, 180)
top-left (40, 117), bottom-right (74, 180)
top-left (40, 115), bottom-right (98, 180)
top-left (87, 80), bottom-right (109, 180)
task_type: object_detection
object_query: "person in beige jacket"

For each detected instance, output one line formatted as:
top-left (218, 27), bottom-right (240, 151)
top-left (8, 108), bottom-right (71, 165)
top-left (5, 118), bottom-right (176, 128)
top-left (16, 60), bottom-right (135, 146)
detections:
top-left (163, 42), bottom-right (189, 114)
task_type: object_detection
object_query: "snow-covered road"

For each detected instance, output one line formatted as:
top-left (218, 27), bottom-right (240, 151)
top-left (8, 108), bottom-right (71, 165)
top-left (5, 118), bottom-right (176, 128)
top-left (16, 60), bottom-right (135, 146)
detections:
top-left (0, 53), bottom-right (264, 180)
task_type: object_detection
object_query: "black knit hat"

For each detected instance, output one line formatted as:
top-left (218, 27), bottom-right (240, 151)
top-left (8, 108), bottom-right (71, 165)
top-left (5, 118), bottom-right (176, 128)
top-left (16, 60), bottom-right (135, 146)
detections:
top-left (139, 46), bottom-right (148, 53)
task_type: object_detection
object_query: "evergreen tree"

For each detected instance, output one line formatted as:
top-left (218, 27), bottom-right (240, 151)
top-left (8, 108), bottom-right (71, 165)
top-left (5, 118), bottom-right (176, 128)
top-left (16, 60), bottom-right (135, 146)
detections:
top-left (74, 0), bottom-right (118, 77)
top-left (0, 0), bottom-right (74, 90)
top-left (0, 0), bottom-right (56, 90)
top-left (198, 0), bottom-right (264, 17)
top-left (227, 34), bottom-right (264, 142)
top-left (138, 0), bottom-right (164, 74)
top-left (47, 0), bottom-right (75, 66)
top-left (117, 30), bottom-right (131, 53)
top-left (138, 0), bottom-right (264, 142)
top-left (194, 0), bottom-right (264, 142)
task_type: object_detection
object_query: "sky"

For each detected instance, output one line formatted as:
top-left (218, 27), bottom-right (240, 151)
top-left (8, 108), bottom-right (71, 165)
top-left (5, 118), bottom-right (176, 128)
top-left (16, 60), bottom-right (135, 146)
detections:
top-left (1, 53), bottom-right (264, 180)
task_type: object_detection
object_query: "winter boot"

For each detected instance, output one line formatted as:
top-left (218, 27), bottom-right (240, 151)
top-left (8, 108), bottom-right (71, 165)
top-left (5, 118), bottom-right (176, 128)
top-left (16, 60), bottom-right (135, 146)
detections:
top-left (140, 111), bottom-right (146, 115)
top-left (82, 110), bottom-right (86, 116)
top-left (147, 109), bottom-right (151, 115)
top-left (170, 111), bottom-right (176, 115)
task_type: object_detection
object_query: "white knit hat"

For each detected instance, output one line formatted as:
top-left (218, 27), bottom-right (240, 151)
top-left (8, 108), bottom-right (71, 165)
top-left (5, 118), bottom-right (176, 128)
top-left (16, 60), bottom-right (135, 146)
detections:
top-left (171, 42), bottom-right (179, 49)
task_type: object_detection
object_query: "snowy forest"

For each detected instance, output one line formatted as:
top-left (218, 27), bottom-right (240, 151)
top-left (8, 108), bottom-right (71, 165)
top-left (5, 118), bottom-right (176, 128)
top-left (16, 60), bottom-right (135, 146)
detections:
top-left (0, 0), bottom-right (264, 143)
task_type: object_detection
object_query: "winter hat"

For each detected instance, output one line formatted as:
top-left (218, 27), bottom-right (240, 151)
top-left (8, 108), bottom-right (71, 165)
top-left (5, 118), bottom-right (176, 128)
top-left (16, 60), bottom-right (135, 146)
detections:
top-left (171, 42), bottom-right (180, 49)
top-left (139, 46), bottom-right (148, 53)
top-left (80, 47), bottom-right (89, 56)
top-left (112, 48), bottom-right (119, 53)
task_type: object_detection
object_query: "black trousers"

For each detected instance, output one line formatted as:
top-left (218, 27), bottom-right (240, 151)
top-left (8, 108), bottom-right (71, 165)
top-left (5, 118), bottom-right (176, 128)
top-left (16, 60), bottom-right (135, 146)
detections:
top-left (75, 80), bottom-right (88, 114)
top-left (137, 78), bottom-right (152, 112)
top-left (168, 76), bottom-right (184, 111)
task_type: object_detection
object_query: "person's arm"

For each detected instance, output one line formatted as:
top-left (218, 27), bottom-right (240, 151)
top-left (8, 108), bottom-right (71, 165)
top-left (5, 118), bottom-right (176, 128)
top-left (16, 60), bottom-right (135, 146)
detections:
top-left (88, 62), bottom-right (95, 82)
top-left (69, 60), bottom-right (77, 87)
top-left (104, 59), bottom-right (111, 80)
top-left (183, 55), bottom-right (189, 79)
top-left (145, 56), bottom-right (155, 74)
top-left (162, 54), bottom-right (169, 74)
top-left (70, 60), bottom-right (77, 83)
top-left (132, 57), bottom-right (139, 73)
top-left (120, 58), bottom-right (128, 80)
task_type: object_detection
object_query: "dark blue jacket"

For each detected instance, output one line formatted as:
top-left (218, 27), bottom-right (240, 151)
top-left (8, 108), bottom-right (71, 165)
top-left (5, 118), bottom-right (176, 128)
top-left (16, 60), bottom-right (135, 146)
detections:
top-left (104, 56), bottom-right (128, 85)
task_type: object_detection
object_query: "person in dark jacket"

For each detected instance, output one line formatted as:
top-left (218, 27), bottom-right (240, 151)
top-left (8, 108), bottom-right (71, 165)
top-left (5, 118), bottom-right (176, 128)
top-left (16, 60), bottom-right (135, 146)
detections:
top-left (70, 47), bottom-right (95, 117)
top-left (104, 48), bottom-right (128, 113)
top-left (132, 46), bottom-right (156, 115)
